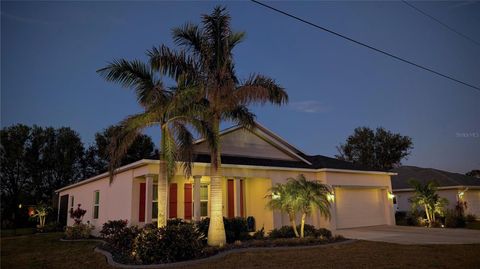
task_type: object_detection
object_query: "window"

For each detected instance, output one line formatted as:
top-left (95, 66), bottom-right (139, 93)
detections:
top-left (70, 196), bottom-right (74, 211)
top-left (93, 191), bottom-right (100, 219)
top-left (200, 184), bottom-right (208, 217)
top-left (152, 184), bottom-right (158, 219)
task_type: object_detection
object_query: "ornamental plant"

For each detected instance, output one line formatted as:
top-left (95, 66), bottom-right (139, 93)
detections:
top-left (69, 204), bottom-right (87, 225)
top-left (30, 203), bottom-right (51, 229)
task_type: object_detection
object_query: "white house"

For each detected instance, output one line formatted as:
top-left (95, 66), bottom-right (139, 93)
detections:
top-left (56, 123), bottom-right (396, 234)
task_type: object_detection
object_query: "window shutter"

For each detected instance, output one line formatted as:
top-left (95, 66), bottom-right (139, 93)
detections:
top-left (169, 183), bottom-right (177, 218)
top-left (227, 179), bottom-right (234, 218)
top-left (184, 183), bottom-right (192, 220)
top-left (240, 179), bottom-right (244, 217)
top-left (139, 183), bottom-right (146, 222)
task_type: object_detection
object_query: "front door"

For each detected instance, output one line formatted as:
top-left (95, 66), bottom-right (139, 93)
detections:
top-left (59, 195), bottom-right (69, 227)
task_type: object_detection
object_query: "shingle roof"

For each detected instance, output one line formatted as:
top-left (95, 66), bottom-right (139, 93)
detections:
top-left (192, 153), bottom-right (378, 171)
top-left (391, 166), bottom-right (480, 189)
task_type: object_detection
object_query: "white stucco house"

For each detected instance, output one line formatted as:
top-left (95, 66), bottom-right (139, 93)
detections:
top-left (392, 166), bottom-right (480, 217)
top-left (56, 123), bottom-right (396, 235)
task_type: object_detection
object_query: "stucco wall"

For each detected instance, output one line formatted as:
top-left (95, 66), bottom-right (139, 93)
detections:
top-left (394, 189), bottom-right (460, 212)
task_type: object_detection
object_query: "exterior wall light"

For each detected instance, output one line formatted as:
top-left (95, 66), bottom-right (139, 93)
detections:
top-left (327, 193), bottom-right (335, 202)
top-left (272, 192), bottom-right (281, 200)
top-left (458, 188), bottom-right (468, 199)
top-left (387, 192), bottom-right (395, 200)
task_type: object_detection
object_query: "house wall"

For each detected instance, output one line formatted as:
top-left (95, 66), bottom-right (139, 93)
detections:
top-left (394, 189), bottom-right (460, 212)
top-left (58, 168), bottom-right (135, 235)
top-left (465, 190), bottom-right (480, 217)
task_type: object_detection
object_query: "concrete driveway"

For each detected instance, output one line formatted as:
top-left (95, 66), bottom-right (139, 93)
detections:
top-left (337, 225), bottom-right (480, 244)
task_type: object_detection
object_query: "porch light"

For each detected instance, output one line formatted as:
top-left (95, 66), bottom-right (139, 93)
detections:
top-left (272, 192), bottom-right (281, 200)
top-left (327, 193), bottom-right (335, 202)
top-left (387, 192), bottom-right (395, 200)
top-left (458, 188), bottom-right (468, 199)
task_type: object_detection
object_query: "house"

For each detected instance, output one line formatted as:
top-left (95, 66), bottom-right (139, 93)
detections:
top-left (392, 166), bottom-right (480, 217)
top-left (56, 123), bottom-right (396, 234)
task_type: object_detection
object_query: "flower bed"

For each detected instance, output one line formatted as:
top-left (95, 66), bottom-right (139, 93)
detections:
top-left (97, 219), bottom-right (344, 265)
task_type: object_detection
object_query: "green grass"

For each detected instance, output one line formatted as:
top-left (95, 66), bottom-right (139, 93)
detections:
top-left (2, 232), bottom-right (480, 269)
top-left (1, 228), bottom-right (35, 237)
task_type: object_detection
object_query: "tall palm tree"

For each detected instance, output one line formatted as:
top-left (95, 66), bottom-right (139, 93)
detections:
top-left (266, 182), bottom-right (300, 237)
top-left (408, 179), bottom-right (448, 226)
top-left (97, 59), bottom-right (210, 228)
top-left (149, 6), bottom-right (288, 246)
top-left (289, 174), bottom-right (332, 238)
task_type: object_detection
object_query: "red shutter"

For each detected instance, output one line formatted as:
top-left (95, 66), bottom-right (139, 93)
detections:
top-left (139, 183), bottom-right (146, 222)
top-left (169, 183), bottom-right (177, 218)
top-left (184, 183), bottom-right (192, 220)
top-left (240, 179), bottom-right (244, 217)
top-left (227, 179), bottom-right (234, 218)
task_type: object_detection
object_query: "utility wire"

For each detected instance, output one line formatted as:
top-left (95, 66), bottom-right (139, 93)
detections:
top-left (402, 0), bottom-right (480, 47)
top-left (250, 0), bottom-right (480, 92)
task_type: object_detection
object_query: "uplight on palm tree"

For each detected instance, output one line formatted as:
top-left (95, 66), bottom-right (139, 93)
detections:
top-left (408, 179), bottom-right (448, 226)
top-left (97, 60), bottom-right (210, 228)
top-left (149, 6), bottom-right (288, 246)
top-left (266, 182), bottom-right (300, 237)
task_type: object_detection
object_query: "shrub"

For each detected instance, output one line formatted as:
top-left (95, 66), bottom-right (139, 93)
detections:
top-left (444, 209), bottom-right (466, 228)
top-left (315, 228), bottom-right (333, 239)
top-left (167, 218), bottom-right (188, 226)
top-left (64, 223), bottom-right (94, 239)
top-left (466, 214), bottom-right (477, 223)
top-left (224, 217), bottom-right (249, 243)
top-left (268, 225), bottom-right (296, 239)
top-left (251, 227), bottom-right (265, 240)
top-left (132, 224), bottom-right (205, 264)
top-left (196, 218), bottom-right (210, 238)
top-left (69, 204), bottom-right (87, 225)
top-left (41, 221), bottom-right (63, 233)
top-left (100, 220), bottom-right (128, 239)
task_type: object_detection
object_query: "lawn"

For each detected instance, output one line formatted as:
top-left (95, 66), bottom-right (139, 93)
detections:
top-left (2, 232), bottom-right (480, 269)
top-left (466, 221), bottom-right (480, 230)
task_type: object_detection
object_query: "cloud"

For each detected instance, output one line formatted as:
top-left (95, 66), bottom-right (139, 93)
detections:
top-left (289, 100), bottom-right (330, 113)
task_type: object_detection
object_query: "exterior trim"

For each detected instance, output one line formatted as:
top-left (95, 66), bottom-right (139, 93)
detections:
top-left (393, 186), bottom-right (480, 192)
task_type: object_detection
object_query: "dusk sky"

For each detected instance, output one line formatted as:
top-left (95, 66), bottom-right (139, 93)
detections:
top-left (2, 1), bottom-right (479, 174)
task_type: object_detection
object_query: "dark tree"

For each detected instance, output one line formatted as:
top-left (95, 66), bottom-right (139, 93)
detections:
top-left (82, 126), bottom-right (156, 177)
top-left (336, 127), bottom-right (413, 170)
top-left (466, 170), bottom-right (480, 178)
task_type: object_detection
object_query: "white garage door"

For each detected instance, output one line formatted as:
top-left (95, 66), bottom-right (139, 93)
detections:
top-left (466, 190), bottom-right (480, 217)
top-left (335, 187), bottom-right (387, 229)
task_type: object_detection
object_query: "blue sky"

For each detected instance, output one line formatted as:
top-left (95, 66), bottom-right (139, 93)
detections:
top-left (2, 1), bottom-right (479, 173)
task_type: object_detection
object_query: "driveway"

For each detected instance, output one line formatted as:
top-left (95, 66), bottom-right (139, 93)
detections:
top-left (337, 225), bottom-right (480, 244)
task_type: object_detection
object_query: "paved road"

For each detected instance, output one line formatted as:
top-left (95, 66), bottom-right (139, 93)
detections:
top-left (337, 225), bottom-right (480, 244)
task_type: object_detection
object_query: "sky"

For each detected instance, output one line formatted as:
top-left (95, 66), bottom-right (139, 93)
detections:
top-left (1, 1), bottom-right (479, 174)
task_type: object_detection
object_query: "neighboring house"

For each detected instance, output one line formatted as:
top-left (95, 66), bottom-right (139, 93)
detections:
top-left (392, 166), bottom-right (480, 217)
top-left (56, 123), bottom-right (396, 235)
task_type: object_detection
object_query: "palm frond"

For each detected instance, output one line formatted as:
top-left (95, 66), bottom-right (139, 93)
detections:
top-left (235, 74), bottom-right (288, 106)
top-left (223, 105), bottom-right (255, 129)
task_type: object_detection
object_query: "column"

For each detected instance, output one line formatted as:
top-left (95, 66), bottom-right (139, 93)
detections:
top-left (193, 175), bottom-right (202, 221)
top-left (145, 174), bottom-right (154, 224)
top-left (234, 177), bottom-right (242, 217)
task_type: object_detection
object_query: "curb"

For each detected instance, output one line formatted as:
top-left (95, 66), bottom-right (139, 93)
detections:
top-left (94, 239), bottom-right (356, 268)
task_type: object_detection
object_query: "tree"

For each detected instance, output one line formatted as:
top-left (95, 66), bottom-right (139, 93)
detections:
top-left (83, 126), bottom-right (156, 178)
top-left (149, 5), bottom-right (288, 246)
top-left (408, 180), bottom-right (448, 227)
top-left (466, 170), bottom-right (480, 178)
top-left (336, 127), bottom-right (413, 170)
top-left (97, 59), bottom-right (210, 228)
top-left (288, 175), bottom-right (332, 238)
top-left (266, 182), bottom-right (300, 237)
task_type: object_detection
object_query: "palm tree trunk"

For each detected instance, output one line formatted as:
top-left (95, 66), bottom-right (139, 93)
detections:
top-left (300, 213), bottom-right (307, 238)
top-left (424, 205), bottom-right (431, 226)
top-left (157, 129), bottom-right (168, 228)
top-left (207, 117), bottom-right (226, 246)
top-left (288, 212), bottom-right (300, 238)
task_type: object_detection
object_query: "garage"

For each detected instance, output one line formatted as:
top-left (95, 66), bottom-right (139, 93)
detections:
top-left (335, 187), bottom-right (388, 229)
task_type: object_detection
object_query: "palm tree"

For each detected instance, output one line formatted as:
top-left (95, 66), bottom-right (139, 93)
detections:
top-left (408, 179), bottom-right (448, 226)
top-left (97, 59), bottom-right (210, 228)
top-left (149, 6), bottom-right (288, 246)
top-left (266, 182), bottom-right (300, 237)
top-left (289, 174), bottom-right (332, 238)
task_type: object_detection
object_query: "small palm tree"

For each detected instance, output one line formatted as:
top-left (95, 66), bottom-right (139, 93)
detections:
top-left (408, 179), bottom-right (448, 226)
top-left (97, 59), bottom-right (210, 228)
top-left (266, 182), bottom-right (300, 237)
top-left (149, 6), bottom-right (288, 246)
top-left (289, 174), bottom-right (332, 238)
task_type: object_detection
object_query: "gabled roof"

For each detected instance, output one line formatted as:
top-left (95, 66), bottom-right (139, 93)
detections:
top-left (391, 166), bottom-right (480, 190)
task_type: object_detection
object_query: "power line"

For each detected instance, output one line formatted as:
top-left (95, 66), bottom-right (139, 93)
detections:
top-left (402, 0), bottom-right (480, 47)
top-left (250, 0), bottom-right (480, 92)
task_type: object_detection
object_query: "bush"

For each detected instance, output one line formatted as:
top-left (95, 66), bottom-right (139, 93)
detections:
top-left (444, 209), bottom-right (466, 228)
top-left (251, 227), bottom-right (265, 240)
top-left (167, 218), bottom-right (188, 226)
top-left (466, 214), bottom-right (477, 223)
top-left (223, 217), bottom-right (249, 243)
top-left (64, 223), bottom-right (94, 239)
top-left (40, 221), bottom-right (63, 233)
top-left (268, 225), bottom-right (296, 239)
top-left (315, 228), bottom-right (333, 239)
top-left (196, 218), bottom-right (210, 238)
top-left (100, 220), bottom-right (128, 239)
top-left (132, 224), bottom-right (205, 264)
